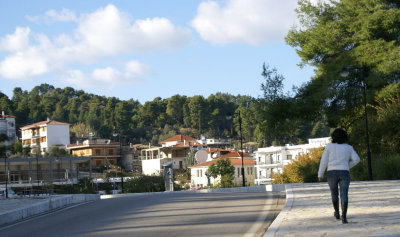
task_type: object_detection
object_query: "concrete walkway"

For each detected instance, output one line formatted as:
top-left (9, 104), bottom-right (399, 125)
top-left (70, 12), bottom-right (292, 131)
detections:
top-left (265, 180), bottom-right (400, 237)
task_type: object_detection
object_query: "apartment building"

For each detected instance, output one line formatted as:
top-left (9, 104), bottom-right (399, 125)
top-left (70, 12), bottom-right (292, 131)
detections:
top-left (254, 137), bottom-right (330, 185)
top-left (20, 119), bottom-right (70, 154)
top-left (0, 111), bottom-right (17, 154)
top-left (66, 138), bottom-right (120, 169)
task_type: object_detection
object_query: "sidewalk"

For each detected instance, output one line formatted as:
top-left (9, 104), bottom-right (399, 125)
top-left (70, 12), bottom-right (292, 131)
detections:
top-left (265, 180), bottom-right (400, 237)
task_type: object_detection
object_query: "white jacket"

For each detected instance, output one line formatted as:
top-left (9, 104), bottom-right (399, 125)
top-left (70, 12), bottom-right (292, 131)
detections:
top-left (318, 143), bottom-right (360, 178)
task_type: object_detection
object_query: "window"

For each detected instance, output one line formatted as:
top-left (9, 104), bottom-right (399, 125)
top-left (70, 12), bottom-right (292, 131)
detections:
top-left (287, 155), bottom-right (293, 160)
top-left (42, 127), bottom-right (46, 132)
top-left (237, 168), bottom-right (240, 177)
top-left (109, 149), bottom-right (114, 155)
top-left (96, 149), bottom-right (101, 156)
top-left (200, 170), bottom-right (202, 177)
top-left (196, 170), bottom-right (199, 177)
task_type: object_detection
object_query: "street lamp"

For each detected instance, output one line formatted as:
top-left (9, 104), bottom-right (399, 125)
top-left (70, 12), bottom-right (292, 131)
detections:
top-left (340, 66), bottom-right (373, 180)
top-left (32, 148), bottom-right (40, 193)
top-left (112, 131), bottom-right (124, 193)
top-left (4, 156), bottom-right (8, 198)
top-left (226, 111), bottom-right (245, 187)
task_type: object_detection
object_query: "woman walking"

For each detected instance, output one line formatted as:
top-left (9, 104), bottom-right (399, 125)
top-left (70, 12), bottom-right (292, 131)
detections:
top-left (318, 128), bottom-right (360, 224)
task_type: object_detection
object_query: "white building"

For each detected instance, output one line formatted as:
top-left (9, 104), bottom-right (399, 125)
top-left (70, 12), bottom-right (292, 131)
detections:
top-left (141, 135), bottom-right (201, 175)
top-left (254, 137), bottom-right (330, 185)
top-left (0, 111), bottom-right (17, 155)
top-left (141, 135), bottom-right (233, 175)
top-left (190, 152), bottom-right (256, 189)
top-left (20, 119), bottom-right (70, 154)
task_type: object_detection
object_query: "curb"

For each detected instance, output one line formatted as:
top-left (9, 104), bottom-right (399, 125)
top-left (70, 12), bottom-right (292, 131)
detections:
top-left (0, 194), bottom-right (100, 226)
top-left (100, 184), bottom-right (286, 199)
top-left (263, 184), bottom-right (292, 237)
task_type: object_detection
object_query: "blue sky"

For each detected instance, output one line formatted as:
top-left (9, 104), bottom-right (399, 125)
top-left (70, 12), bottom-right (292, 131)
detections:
top-left (0, 0), bottom-right (316, 103)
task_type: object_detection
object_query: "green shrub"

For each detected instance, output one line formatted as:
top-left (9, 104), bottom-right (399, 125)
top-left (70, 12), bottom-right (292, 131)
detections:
top-left (56, 177), bottom-right (97, 194)
top-left (124, 175), bottom-right (165, 193)
top-left (271, 148), bottom-right (323, 184)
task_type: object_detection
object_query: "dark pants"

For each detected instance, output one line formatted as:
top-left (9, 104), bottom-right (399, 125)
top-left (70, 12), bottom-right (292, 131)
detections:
top-left (327, 170), bottom-right (350, 203)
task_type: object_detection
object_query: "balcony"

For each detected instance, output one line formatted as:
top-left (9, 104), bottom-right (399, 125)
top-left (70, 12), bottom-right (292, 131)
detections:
top-left (256, 163), bottom-right (280, 168)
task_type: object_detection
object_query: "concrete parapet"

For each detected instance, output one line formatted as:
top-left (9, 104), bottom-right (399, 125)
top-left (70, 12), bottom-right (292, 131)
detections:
top-left (0, 194), bottom-right (100, 226)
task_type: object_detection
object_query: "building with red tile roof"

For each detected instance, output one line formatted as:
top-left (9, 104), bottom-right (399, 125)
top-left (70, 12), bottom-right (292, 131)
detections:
top-left (20, 118), bottom-right (71, 154)
top-left (66, 138), bottom-right (120, 168)
top-left (190, 154), bottom-right (256, 188)
top-left (142, 134), bottom-right (203, 175)
top-left (159, 134), bottom-right (197, 145)
top-left (219, 150), bottom-right (253, 159)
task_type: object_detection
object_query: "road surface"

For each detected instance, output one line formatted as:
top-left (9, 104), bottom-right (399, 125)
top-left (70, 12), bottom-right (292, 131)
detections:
top-left (0, 191), bottom-right (284, 237)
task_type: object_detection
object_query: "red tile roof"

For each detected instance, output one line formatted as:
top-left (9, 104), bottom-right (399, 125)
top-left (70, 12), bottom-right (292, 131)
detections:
top-left (159, 134), bottom-right (197, 143)
top-left (0, 114), bottom-right (16, 118)
top-left (191, 157), bottom-right (255, 168)
top-left (219, 150), bottom-right (252, 159)
top-left (20, 120), bottom-right (71, 129)
top-left (175, 141), bottom-right (206, 147)
top-left (205, 148), bottom-right (229, 153)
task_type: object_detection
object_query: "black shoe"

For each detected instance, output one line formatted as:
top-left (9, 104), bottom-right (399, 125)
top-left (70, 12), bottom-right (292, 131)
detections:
top-left (341, 202), bottom-right (348, 224)
top-left (334, 211), bottom-right (340, 220)
top-left (333, 201), bottom-right (340, 220)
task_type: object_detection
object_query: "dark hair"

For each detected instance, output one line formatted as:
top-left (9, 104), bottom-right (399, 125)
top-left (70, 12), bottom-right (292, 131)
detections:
top-left (331, 128), bottom-right (348, 144)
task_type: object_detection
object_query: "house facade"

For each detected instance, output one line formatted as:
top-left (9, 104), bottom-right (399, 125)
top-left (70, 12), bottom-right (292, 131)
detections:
top-left (254, 137), bottom-right (330, 185)
top-left (20, 119), bottom-right (70, 154)
top-left (141, 135), bottom-right (204, 175)
top-left (121, 144), bottom-right (149, 173)
top-left (66, 138), bottom-right (120, 170)
top-left (0, 111), bottom-right (17, 154)
top-left (190, 152), bottom-right (256, 188)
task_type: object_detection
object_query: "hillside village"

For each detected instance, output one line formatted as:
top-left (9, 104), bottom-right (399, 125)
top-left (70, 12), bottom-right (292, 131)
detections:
top-left (1, 112), bottom-right (330, 192)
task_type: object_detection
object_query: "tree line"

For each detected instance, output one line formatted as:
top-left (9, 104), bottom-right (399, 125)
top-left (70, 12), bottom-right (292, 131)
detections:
top-left (0, 78), bottom-right (329, 149)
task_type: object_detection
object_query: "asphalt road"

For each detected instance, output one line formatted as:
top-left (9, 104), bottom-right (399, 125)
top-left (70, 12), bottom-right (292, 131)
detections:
top-left (0, 191), bottom-right (284, 237)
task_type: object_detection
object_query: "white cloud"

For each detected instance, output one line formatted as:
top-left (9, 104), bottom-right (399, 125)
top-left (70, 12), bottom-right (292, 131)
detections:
top-left (0, 49), bottom-right (49, 78)
top-left (76, 5), bottom-right (191, 54)
top-left (0, 27), bottom-right (30, 51)
top-left (125, 60), bottom-right (151, 75)
top-left (191, 0), bottom-right (298, 45)
top-left (45, 8), bottom-right (77, 22)
top-left (64, 61), bottom-right (150, 89)
top-left (0, 4), bottom-right (190, 80)
top-left (26, 8), bottom-right (77, 23)
top-left (91, 67), bottom-right (122, 83)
